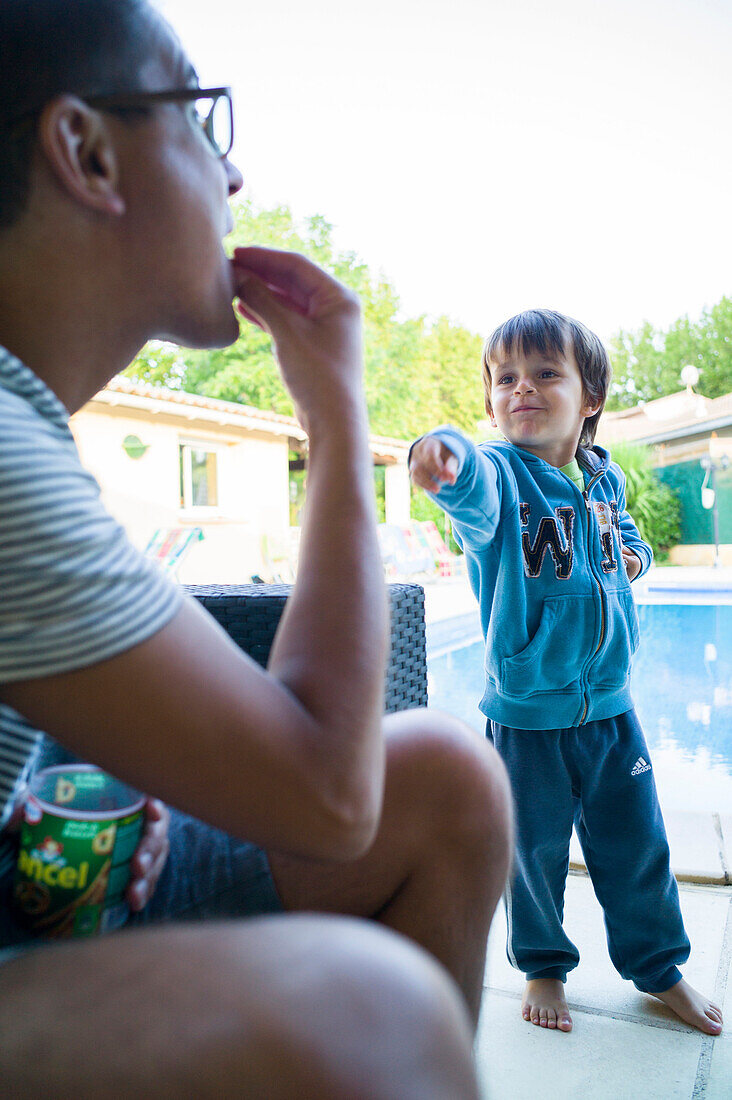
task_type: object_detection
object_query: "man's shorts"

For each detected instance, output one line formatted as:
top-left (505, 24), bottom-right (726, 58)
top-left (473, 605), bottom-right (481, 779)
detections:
top-left (0, 807), bottom-right (284, 966)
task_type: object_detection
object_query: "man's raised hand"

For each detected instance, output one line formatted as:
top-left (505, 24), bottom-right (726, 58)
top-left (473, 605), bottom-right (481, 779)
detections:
top-left (231, 247), bottom-right (363, 433)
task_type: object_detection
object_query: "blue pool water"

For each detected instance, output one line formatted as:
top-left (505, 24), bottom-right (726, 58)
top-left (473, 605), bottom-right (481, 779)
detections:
top-left (427, 604), bottom-right (732, 813)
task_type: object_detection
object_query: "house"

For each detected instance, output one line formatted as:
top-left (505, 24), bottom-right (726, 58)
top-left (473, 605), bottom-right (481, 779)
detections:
top-left (599, 388), bottom-right (732, 566)
top-left (70, 376), bottom-right (412, 583)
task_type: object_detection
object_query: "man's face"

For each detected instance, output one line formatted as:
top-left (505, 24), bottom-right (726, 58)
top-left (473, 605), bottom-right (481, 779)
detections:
top-left (488, 344), bottom-right (598, 467)
top-left (114, 24), bottom-right (243, 350)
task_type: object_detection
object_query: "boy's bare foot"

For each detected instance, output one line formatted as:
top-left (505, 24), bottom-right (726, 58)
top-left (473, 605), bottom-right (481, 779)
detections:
top-left (653, 978), bottom-right (723, 1034)
top-left (522, 979), bottom-right (573, 1032)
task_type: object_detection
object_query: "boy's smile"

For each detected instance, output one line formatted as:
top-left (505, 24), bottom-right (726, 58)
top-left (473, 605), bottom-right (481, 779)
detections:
top-left (488, 348), bottom-right (600, 468)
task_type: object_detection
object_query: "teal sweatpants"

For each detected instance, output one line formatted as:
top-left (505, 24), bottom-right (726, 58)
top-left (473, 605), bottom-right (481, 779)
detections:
top-left (487, 709), bottom-right (690, 993)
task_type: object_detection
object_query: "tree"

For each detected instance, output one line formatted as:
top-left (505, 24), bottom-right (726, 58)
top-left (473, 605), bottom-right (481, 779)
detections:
top-left (607, 296), bottom-right (732, 410)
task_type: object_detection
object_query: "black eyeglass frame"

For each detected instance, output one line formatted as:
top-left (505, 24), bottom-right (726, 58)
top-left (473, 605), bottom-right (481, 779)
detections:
top-left (85, 85), bottom-right (234, 159)
top-left (7, 86), bottom-right (234, 159)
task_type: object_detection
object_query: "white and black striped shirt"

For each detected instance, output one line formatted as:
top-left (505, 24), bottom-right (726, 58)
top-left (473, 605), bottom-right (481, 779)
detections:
top-left (0, 348), bottom-right (182, 876)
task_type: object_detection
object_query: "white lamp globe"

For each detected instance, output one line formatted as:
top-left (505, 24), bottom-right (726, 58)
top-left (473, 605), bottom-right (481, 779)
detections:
top-left (681, 364), bottom-right (700, 388)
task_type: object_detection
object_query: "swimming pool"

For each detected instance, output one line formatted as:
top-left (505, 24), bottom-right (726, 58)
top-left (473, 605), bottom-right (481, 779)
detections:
top-left (427, 603), bottom-right (732, 813)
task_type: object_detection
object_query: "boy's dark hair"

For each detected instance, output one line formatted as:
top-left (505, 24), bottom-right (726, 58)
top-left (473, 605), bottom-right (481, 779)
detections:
top-left (0, 0), bottom-right (157, 229)
top-left (482, 308), bottom-right (612, 448)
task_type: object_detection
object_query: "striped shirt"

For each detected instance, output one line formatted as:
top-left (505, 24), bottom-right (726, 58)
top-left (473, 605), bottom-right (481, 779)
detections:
top-left (0, 347), bottom-right (182, 876)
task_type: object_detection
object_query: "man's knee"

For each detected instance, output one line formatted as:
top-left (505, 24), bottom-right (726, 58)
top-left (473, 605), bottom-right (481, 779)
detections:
top-left (231, 915), bottom-right (479, 1100)
top-left (385, 708), bottom-right (513, 856)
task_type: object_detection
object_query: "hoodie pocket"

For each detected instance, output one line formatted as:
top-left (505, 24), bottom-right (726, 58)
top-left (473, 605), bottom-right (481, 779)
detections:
top-left (592, 587), bottom-right (640, 688)
top-left (497, 594), bottom-right (596, 696)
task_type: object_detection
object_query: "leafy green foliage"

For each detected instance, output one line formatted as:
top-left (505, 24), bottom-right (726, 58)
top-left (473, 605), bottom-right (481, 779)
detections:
top-left (124, 198), bottom-right (487, 443)
top-left (609, 442), bottom-right (682, 559)
top-left (608, 296), bottom-right (732, 409)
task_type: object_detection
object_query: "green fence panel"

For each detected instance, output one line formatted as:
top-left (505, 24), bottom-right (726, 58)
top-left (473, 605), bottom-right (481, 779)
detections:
top-left (657, 460), bottom-right (732, 544)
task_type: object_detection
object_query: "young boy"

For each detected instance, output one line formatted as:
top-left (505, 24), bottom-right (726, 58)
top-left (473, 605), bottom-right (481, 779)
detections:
top-left (410, 308), bottom-right (723, 1036)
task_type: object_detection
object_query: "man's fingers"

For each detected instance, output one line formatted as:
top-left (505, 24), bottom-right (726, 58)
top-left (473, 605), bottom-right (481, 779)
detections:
top-left (232, 248), bottom-right (319, 318)
top-left (126, 800), bottom-right (170, 912)
top-left (126, 839), bottom-right (168, 911)
top-left (233, 271), bottom-right (292, 333)
top-left (235, 299), bottom-right (267, 332)
top-left (233, 245), bottom-right (330, 303)
top-left (233, 247), bottom-right (359, 326)
top-left (130, 799), bottom-right (168, 874)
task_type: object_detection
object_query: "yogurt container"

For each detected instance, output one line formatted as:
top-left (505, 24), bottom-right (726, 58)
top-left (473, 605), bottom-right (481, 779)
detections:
top-left (13, 764), bottom-right (145, 938)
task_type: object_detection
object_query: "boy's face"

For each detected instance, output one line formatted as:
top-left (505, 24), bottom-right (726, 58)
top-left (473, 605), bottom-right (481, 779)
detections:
top-left (487, 344), bottom-right (599, 468)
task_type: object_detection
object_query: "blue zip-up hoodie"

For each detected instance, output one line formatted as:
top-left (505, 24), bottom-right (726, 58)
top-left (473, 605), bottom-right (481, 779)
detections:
top-left (423, 427), bottom-right (653, 730)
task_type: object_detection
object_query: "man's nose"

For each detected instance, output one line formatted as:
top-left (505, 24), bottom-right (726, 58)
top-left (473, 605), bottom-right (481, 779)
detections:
top-left (224, 156), bottom-right (244, 197)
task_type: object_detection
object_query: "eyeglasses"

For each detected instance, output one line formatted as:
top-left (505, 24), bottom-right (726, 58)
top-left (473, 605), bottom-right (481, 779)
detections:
top-left (85, 86), bottom-right (234, 159)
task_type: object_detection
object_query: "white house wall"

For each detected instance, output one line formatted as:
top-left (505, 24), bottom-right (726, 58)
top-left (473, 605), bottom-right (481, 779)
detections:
top-left (70, 405), bottom-right (291, 583)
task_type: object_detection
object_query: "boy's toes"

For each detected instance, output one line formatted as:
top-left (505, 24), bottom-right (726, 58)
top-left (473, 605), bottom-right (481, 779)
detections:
top-left (558, 1013), bottom-right (573, 1032)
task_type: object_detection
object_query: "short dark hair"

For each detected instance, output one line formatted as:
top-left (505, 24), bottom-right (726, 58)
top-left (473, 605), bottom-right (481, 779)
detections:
top-left (0, 0), bottom-right (159, 228)
top-left (482, 308), bottom-right (612, 447)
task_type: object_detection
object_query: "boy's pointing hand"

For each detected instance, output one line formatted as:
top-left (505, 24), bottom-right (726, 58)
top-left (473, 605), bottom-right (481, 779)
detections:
top-left (409, 437), bottom-right (459, 491)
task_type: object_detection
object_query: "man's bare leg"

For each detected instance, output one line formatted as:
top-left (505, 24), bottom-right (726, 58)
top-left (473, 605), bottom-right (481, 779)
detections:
top-left (269, 709), bottom-right (514, 1028)
top-left (522, 979), bottom-right (573, 1032)
top-left (0, 915), bottom-right (480, 1099)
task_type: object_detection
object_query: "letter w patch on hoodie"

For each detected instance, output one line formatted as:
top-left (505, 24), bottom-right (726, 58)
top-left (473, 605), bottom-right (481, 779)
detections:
top-left (520, 503), bottom-right (575, 579)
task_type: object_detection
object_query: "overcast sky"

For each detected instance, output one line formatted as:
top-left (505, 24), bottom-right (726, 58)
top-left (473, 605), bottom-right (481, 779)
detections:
top-left (161, 0), bottom-right (731, 345)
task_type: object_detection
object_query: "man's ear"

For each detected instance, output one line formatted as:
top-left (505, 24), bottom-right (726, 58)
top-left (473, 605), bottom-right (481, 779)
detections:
top-left (37, 96), bottom-right (126, 216)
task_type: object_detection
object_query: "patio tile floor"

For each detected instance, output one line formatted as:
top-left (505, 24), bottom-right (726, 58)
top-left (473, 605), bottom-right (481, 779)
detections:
top-left (476, 874), bottom-right (731, 1099)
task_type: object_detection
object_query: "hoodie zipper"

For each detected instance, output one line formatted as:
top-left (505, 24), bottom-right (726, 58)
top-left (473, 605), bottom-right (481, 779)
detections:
top-left (578, 467), bottom-right (606, 724)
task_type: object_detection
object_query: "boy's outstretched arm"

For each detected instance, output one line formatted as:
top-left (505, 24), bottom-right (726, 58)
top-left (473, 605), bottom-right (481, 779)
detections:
top-left (409, 427), bottom-right (502, 552)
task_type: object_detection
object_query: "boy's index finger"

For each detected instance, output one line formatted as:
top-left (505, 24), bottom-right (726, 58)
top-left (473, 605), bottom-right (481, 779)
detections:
top-left (443, 454), bottom-right (459, 482)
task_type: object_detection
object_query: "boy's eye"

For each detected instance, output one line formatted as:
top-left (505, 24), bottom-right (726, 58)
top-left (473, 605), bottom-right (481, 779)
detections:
top-left (497, 375), bottom-right (514, 385)
top-left (539, 369), bottom-right (558, 378)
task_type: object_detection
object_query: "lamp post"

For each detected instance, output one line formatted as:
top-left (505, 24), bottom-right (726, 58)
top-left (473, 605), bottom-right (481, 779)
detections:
top-left (700, 453), bottom-right (730, 568)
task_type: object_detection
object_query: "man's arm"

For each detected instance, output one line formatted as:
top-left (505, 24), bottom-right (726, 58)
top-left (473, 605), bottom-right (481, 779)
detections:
top-left (2, 250), bottom-right (387, 863)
